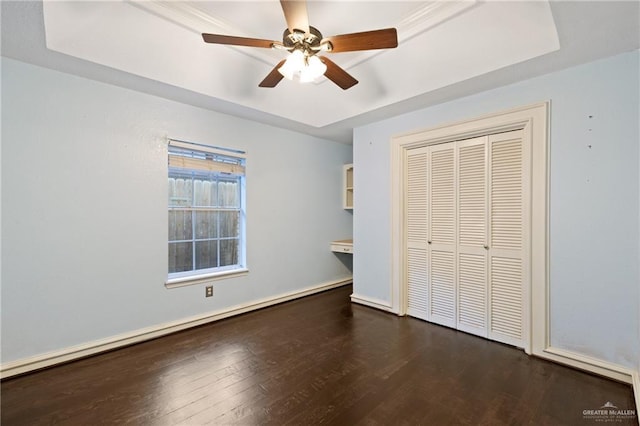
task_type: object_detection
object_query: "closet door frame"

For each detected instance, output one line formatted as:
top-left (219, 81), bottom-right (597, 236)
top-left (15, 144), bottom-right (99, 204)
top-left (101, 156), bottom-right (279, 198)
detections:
top-left (391, 102), bottom-right (549, 356)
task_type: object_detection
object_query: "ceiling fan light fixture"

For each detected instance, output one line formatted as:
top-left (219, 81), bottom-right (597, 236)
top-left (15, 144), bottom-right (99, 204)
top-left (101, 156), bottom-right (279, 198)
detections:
top-left (300, 55), bottom-right (327, 82)
top-left (278, 50), bottom-right (326, 83)
top-left (278, 49), bottom-right (305, 80)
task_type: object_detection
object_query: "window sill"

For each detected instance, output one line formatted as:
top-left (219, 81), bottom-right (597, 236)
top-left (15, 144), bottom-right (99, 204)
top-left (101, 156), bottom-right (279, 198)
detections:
top-left (165, 268), bottom-right (249, 289)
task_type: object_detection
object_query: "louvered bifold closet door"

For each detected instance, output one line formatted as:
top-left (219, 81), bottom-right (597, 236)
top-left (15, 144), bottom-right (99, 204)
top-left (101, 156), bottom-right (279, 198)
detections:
top-left (487, 130), bottom-right (528, 348)
top-left (405, 147), bottom-right (429, 320)
top-left (456, 137), bottom-right (488, 337)
top-left (428, 144), bottom-right (456, 327)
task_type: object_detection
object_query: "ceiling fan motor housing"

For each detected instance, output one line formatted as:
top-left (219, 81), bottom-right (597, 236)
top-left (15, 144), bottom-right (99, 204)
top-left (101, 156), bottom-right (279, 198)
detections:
top-left (283, 26), bottom-right (330, 55)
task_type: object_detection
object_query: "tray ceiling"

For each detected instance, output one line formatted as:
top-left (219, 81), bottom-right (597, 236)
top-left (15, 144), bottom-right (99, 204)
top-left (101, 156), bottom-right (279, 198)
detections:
top-left (3, 1), bottom-right (639, 143)
top-left (41, 1), bottom-right (558, 128)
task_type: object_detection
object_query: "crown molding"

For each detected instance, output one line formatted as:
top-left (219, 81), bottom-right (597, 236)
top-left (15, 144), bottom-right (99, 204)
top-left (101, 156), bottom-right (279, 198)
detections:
top-left (127, 0), bottom-right (478, 74)
top-left (127, 0), bottom-right (281, 66)
top-left (331, 0), bottom-right (478, 72)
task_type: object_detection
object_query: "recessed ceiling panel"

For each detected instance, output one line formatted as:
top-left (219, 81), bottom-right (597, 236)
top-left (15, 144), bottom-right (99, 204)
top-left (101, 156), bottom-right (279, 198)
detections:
top-left (42, 0), bottom-right (559, 128)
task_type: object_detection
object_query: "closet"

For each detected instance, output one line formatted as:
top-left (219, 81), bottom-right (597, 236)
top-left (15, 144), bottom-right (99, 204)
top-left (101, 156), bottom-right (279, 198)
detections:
top-left (405, 129), bottom-right (529, 348)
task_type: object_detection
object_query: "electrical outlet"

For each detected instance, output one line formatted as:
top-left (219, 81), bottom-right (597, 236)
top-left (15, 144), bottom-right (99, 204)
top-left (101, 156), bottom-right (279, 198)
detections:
top-left (205, 286), bottom-right (213, 298)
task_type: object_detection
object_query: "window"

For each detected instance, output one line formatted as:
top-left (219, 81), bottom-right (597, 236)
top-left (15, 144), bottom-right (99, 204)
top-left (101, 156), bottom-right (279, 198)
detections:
top-left (167, 139), bottom-right (246, 285)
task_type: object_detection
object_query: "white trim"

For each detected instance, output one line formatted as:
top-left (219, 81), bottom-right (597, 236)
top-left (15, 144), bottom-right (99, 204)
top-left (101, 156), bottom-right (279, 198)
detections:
top-left (167, 138), bottom-right (246, 159)
top-left (165, 268), bottom-right (249, 288)
top-left (390, 132), bottom-right (404, 315)
top-left (542, 347), bottom-right (635, 385)
top-left (390, 102), bottom-right (548, 355)
top-left (350, 293), bottom-right (394, 312)
top-left (632, 371), bottom-right (640, 423)
top-left (0, 277), bottom-right (353, 379)
top-left (392, 103), bottom-right (544, 148)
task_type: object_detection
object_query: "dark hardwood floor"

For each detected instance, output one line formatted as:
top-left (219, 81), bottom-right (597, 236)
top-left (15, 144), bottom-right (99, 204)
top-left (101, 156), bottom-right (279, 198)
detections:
top-left (2, 285), bottom-right (636, 425)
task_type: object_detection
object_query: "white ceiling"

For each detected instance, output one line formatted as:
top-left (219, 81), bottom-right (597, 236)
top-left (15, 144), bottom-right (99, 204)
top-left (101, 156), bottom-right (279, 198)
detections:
top-left (2, 1), bottom-right (639, 143)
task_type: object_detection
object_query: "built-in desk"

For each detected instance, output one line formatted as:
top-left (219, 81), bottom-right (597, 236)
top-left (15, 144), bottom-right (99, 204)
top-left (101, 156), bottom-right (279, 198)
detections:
top-left (330, 239), bottom-right (353, 254)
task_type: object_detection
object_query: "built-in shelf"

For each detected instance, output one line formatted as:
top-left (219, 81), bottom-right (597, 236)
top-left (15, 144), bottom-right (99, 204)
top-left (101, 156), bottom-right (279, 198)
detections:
top-left (343, 164), bottom-right (353, 210)
top-left (334, 164), bottom-right (354, 255)
top-left (330, 239), bottom-right (353, 254)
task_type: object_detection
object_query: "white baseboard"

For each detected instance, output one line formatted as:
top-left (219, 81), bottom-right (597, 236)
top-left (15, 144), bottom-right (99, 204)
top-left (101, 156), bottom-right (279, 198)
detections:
top-left (633, 371), bottom-right (640, 425)
top-left (350, 293), bottom-right (394, 312)
top-left (1, 277), bottom-right (353, 379)
top-left (540, 346), bottom-right (634, 384)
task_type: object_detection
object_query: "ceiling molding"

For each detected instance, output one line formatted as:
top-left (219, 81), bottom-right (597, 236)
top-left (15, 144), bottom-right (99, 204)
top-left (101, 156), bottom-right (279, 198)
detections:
top-left (397, 0), bottom-right (478, 42)
top-left (335, 0), bottom-right (478, 71)
top-left (128, 0), bottom-right (235, 35)
top-left (128, 0), bottom-right (478, 75)
top-left (127, 0), bottom-right (281, 66)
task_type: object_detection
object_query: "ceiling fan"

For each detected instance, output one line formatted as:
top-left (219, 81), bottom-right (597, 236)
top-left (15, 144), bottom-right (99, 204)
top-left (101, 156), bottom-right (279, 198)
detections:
top-left (202, 0), bottom-right (398, 90)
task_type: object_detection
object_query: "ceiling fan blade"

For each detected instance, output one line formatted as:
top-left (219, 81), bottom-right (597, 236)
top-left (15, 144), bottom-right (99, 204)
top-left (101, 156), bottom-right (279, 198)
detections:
top-left (323, 28), bottom-right (398, 53)
top-left (202, 33), bottom-right (277, 49)
top-left (280, 0), bottom-right (309, 34)
top-left (259, 60), bottom-right (287, 88)
top-left (321, 56), bottom-right (358, 90)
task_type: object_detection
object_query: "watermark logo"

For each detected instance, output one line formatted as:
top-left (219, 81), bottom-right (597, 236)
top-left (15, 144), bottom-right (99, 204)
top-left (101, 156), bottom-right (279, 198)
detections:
top-left (583, 401), bottom-right (636, 423)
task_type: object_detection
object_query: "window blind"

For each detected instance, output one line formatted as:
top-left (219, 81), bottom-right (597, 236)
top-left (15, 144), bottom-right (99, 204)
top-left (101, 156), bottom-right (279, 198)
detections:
top-left (168, 138), bottom-right (246, 176)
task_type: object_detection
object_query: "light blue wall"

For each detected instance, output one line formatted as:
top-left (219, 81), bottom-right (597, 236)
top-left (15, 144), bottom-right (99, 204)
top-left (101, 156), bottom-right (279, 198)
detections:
top-left (1, 58), bottom-right (353, 363)
top-left (353, 50), bottom-right (639, 369)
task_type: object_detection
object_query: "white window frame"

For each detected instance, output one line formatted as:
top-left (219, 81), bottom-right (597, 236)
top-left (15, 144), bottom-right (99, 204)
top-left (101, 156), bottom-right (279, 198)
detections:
top-left (165, 139), bottom-right (248, 288)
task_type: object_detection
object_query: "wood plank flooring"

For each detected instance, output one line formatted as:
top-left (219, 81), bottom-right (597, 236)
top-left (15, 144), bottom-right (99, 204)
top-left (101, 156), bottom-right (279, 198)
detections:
top-left (1, 285), bottom-right (636, 425)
